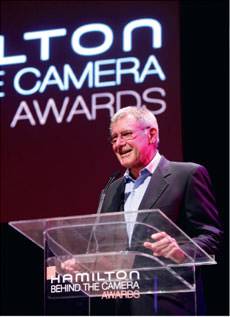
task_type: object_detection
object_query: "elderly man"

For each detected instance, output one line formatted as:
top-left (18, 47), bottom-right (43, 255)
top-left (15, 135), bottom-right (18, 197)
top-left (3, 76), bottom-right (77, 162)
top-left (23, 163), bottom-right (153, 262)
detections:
top-left (97, 106), bottom-right (222, 315)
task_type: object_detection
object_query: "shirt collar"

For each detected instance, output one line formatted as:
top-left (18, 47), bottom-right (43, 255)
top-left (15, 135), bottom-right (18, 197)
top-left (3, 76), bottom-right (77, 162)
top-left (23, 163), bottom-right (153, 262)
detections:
top-left (124, 151), bottom-right (161, 181)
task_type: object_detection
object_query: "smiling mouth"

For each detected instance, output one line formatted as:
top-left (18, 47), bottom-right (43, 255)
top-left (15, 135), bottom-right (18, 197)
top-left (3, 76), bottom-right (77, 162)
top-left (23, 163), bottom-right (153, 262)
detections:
top-left (119, 149), bottom-right (132, 157)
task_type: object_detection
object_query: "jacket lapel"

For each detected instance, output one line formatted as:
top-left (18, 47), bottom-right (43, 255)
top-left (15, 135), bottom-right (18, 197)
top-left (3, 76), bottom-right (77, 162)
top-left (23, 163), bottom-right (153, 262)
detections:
top-left (106, 178), bottom-right (126, 212)
top-left (131, 156), bottom-right (171, 247)
top-left (139, 156), bottom-right (170, 210)
top-left (136, 156), bottom-right (171, 224)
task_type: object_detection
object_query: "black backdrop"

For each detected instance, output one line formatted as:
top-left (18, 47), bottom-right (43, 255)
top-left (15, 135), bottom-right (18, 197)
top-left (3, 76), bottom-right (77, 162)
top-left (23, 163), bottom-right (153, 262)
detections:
top-left (0, 0), bottom-right (229, 315)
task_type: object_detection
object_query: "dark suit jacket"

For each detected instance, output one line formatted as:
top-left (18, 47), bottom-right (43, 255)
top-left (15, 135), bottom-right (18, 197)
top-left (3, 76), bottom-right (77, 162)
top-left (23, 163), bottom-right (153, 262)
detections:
top-left (98, 156), bottom-right (222, 315)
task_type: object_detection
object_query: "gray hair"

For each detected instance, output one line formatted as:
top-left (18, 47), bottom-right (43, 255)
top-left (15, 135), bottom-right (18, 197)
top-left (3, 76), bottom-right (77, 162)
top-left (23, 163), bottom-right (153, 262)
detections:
top-left (110, 106), bottom-right (159, 144)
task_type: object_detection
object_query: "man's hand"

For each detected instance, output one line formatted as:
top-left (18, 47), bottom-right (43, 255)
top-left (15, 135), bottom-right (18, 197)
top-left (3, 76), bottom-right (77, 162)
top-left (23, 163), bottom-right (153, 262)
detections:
top-left (143, 231), bottom-right (186, 264)
top-left (60, 258), bottom-right (78, 273)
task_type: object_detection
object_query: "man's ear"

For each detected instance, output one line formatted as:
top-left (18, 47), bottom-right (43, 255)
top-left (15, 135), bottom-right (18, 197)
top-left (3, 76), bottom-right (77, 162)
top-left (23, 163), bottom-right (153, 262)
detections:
top-left (148, 127), bottom-right (157, 144)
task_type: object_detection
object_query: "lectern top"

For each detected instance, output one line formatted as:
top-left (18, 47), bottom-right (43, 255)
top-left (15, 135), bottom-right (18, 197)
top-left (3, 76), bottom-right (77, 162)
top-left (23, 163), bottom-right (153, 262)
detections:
top-left (9, 209), bottom-right (216, 267)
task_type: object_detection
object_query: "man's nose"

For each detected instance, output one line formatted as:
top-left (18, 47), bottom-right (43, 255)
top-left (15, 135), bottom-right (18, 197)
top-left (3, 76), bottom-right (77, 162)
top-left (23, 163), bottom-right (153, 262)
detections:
top-left (113, 135), bottom-right (126, 148)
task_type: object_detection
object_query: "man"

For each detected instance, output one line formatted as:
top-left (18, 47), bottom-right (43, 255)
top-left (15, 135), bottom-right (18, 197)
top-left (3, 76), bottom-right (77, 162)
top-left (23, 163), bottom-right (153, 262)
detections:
top-left (96, 106), bottom-right (222, 315)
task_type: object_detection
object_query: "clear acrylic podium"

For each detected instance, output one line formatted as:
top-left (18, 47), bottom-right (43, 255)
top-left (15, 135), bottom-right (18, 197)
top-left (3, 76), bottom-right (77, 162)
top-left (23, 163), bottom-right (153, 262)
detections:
top-left (9, 209), bottom-right (216, 315)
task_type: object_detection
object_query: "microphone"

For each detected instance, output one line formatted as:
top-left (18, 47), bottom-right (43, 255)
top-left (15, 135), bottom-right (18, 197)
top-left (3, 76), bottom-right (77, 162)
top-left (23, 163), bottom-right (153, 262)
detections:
top-left (86, 171), bottom-right (121, 254)
top-left (97, 171), bottom-right (121, 214)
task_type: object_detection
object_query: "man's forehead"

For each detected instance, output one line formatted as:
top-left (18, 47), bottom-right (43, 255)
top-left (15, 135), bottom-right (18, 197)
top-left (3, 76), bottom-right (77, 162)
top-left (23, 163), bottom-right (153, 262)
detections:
top-left (111, 114), bottom-right (140, 131)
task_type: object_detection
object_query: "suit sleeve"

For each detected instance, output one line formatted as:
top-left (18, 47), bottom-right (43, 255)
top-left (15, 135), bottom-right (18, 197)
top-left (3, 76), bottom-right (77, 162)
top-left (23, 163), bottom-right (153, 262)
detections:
top-left (182, 165), bottom-right (223, 256)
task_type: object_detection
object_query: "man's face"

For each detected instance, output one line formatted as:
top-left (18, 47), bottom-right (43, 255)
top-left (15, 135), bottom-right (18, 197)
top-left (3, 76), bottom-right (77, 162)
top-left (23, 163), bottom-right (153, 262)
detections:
top-left (110, 114), bottom-right (156, 176)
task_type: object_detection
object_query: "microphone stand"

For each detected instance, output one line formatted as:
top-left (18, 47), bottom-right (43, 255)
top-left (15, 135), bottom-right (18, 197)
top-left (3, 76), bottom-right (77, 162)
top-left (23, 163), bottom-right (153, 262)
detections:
top-left (86, 171), bottom-right (121, 254)
top-left (85, 171), bottom-right (120, 316)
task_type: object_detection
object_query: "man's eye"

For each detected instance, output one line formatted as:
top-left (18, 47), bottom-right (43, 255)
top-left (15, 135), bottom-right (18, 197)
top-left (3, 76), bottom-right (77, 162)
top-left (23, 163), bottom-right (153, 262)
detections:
top-left (111, 136), bottom-right (117, 144)
top-left (122, 132), bottom-right (133, 138)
